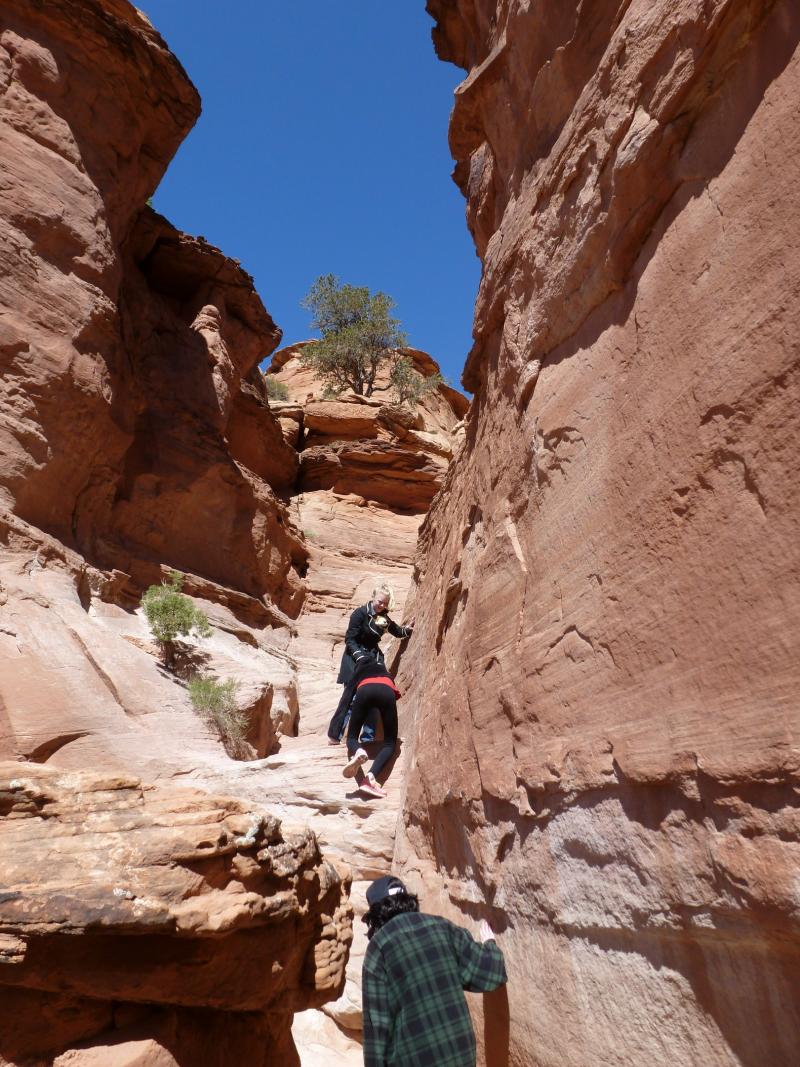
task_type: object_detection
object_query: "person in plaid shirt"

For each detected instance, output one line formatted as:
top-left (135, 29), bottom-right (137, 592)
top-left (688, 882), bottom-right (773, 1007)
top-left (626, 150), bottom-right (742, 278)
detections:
top-left (361, 875), bottom-right (507, 1067)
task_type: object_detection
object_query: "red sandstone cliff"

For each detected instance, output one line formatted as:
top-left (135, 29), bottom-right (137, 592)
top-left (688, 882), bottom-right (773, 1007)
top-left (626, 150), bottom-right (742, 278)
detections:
top-left (393, 2), bottom-right (800, 1065)
top-left (0, 3), bottom-right (342, 1062)
top-left (0, 4), bottom-right (468, 1063)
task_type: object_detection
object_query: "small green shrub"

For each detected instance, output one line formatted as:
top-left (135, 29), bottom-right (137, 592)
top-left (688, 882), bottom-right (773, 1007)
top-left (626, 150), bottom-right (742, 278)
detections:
top-left (265, 375), bottom-right (289, 402)
top-left (141, 571), bottom-right (211, 669)
top-left (188, 675), bottom-right (250, 759)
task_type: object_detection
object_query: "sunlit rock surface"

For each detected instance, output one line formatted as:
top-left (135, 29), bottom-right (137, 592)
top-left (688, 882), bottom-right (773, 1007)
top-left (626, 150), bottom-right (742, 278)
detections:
top-left (0, 0), bottom-right (306, 778)
top-left (0, 762), bottom-right (351, 1065)
top-left (393, 2), bottom-right (800, 1065)
top-left (0, 3), bottom-right (469, 1061)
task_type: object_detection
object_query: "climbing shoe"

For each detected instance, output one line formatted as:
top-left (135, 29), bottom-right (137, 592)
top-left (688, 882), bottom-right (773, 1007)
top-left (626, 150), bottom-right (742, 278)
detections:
top-left (343, 748), bottom-right (369, 778)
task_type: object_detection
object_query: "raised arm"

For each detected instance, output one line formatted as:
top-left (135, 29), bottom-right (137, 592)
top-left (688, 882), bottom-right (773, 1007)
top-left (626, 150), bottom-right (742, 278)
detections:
top-left (451, 921), bottom-right (507, 993)
top-left (386, 616), bottom-right (413, 639)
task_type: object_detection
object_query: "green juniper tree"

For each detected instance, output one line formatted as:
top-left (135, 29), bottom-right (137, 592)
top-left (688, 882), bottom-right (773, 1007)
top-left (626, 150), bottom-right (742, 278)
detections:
top-left (300, 274), bottom-right (443, 406)
top-left (142, 570), bottom-right (211, 669)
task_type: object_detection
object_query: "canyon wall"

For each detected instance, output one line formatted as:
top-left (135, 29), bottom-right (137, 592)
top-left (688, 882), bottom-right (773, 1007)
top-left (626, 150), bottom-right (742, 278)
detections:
top-left (0, 3), bottom-right (344, 1062)
top-left (0, 0), bottom-right (305, 777)
top-left (393, 2), bottom-right (800, 1065)
top-left (0, 5), bottom-right (468, 1063)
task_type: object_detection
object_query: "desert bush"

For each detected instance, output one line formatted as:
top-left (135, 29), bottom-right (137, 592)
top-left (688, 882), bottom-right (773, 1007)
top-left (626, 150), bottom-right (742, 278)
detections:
top-left (188, 675), bottom-right (250, 759)
top-left (265, 375), bottom-right (289, 402)
top-left (141, 571), bottom-right (211, 669)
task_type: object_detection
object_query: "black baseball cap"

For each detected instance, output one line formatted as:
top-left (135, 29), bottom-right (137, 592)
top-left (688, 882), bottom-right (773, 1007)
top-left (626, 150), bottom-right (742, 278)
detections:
top-left (366, 875), bottom-right (406, 907)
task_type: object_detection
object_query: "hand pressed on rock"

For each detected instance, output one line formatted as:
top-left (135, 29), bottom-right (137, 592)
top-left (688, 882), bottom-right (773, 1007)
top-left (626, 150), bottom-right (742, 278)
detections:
top-left (479, 919), bottom-right (495, 943)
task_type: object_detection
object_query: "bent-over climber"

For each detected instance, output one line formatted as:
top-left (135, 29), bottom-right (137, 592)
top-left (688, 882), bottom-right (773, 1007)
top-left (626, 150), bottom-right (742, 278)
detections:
top-left (361, 876), bottom-right (507, 1067)
top-left (341, 657), bottom-right (401, 798)
top-left (327, 583), bottom-right (413, 745)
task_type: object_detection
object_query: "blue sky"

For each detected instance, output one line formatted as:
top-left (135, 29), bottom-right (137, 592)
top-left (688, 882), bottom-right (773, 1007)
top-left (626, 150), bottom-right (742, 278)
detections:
top-left (140, 1), bottom-right (478, 388)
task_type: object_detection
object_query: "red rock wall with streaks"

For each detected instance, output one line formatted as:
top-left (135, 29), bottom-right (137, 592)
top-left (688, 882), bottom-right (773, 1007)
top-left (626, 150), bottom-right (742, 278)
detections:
top-left (0, 0), bottom-right (303, 609)
top-left (394, 2), bottom-right (800, 1065)
top-left (0, 4), bottom-right (340, 1063)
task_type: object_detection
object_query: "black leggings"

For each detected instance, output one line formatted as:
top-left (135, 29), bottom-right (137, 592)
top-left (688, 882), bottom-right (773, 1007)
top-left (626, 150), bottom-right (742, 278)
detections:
top-left (347, 683), bottom-right (398, 780)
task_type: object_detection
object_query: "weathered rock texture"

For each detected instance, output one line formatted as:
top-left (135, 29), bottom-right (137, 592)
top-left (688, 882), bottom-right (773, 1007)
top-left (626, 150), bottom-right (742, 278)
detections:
top-left (268, 342), bottom-right (468, 512)
top-left (0, 0), bottom-right (306, 776)
top-left (0, 763), bottom-right (350, 1065)
top-left (393, 2), bottom-right (800, 1066)
top-left (0, 2), bottom-right (337, 1063)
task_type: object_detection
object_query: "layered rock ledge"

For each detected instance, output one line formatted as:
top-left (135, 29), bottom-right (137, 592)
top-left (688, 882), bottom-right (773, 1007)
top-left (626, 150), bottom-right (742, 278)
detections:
top-left (0, 763), bottom-right (351, 1064)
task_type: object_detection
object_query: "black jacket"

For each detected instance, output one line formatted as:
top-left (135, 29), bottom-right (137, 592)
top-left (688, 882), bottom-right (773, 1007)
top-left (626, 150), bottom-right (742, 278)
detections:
top-left (337, 603), bottom-right (412, 684)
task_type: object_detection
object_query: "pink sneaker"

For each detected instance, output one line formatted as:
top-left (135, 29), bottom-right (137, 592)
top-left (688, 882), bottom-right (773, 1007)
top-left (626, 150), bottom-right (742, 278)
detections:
top-left (359, 774), bottom-right (387, 798)
top-left (362, 776), bottom-right (388, 802)
top-left (343, 748), bottom-right (369, 778)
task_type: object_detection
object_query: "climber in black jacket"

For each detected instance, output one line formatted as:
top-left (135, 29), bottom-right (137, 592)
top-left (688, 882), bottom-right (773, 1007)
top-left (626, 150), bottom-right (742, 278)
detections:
top-left (327, 584), bottom-right (413, 744)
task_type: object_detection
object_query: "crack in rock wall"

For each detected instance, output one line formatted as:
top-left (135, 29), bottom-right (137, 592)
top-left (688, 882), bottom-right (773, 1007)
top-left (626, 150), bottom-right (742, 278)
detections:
top-left (260, 343), bottom-right (468, 1065)
top-left (392, 2), bottom-right (800, 1066)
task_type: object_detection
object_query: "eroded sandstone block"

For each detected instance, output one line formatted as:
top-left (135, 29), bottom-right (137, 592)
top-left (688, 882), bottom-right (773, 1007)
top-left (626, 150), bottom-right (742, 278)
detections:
top-left (0, 763), bottom-right (352, 1063)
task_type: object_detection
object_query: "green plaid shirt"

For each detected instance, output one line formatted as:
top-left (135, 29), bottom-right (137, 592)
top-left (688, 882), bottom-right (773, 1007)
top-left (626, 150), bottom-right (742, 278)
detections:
top-left (362, 912), bottom-right (507, 1067)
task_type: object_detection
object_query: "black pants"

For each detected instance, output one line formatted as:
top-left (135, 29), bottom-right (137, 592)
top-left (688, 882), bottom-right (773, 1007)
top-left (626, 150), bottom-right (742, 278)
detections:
top-left (347, 683), bottom-right (398, 780)
top-left (328, 686), bottom-right (379, 742)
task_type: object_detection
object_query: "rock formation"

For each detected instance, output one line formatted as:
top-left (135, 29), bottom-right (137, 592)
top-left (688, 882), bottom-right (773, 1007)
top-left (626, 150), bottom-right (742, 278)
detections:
top-left (0, 4), bottom-right (468, 1063)
top-left (0, 0), bottom-right (306, 778)
top-left (269, 342), bottom-right (467, 512)
top-left (391, 2), bottom-right (800, 1065)
top-left (0, 762), bottom-right (350, 1066)
top-left (6, 0), bottom-right (794, 1063)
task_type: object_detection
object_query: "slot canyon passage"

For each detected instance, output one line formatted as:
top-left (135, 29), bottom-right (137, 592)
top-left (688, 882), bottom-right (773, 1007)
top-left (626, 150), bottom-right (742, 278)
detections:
top-left (0, 0), bottom-right (798, 1064)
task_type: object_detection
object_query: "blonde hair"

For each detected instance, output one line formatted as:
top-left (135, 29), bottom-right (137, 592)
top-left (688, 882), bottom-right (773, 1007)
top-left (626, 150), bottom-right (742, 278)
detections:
top-left (371, 583), bottom-right (395, 610)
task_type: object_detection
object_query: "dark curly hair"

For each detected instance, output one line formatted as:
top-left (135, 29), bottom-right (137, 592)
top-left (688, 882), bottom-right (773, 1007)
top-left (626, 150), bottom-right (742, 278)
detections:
top-left (363, 890), bottom-right (420, 940)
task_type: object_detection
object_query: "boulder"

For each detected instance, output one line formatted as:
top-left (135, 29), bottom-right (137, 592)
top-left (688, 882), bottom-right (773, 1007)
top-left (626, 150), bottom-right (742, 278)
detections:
top-left (0, 762), bottom-right (351, 1061)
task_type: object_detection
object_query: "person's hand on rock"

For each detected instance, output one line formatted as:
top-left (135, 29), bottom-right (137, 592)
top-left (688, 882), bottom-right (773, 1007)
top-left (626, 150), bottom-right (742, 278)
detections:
top-left (478, 919), bottom-right (495, 943)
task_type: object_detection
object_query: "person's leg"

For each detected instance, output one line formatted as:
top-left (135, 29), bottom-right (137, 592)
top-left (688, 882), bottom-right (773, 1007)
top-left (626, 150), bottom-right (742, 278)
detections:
top-left (359, 652), bottom-right (385, 743)
top-left (367, 691), bottom-right (398, 781)
top-left (343, 688), bottom-right (372, 778)
top-left (358, 706), bottom-right (378, 744)
top-left (327, 683), bottom-right (353, 742)
top-left (346, 689), bottom-right (371, 755)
